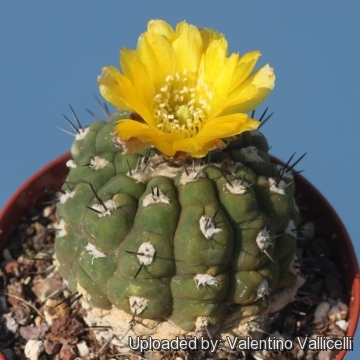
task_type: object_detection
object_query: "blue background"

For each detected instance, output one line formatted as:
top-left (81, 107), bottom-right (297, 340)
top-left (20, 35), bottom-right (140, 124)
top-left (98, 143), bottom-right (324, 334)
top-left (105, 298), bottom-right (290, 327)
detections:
top-left (1, 1), bottom-right (359, 357)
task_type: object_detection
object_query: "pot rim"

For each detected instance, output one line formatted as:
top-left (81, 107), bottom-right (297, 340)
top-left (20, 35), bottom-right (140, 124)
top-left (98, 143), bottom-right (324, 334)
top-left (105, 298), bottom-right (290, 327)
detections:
top-left (0, 152), bottom-right (70, 248)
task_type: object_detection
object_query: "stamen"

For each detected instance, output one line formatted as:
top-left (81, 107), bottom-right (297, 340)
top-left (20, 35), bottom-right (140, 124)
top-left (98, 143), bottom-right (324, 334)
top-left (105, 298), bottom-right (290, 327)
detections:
top-left (153, 71), bottom-right (214, 137)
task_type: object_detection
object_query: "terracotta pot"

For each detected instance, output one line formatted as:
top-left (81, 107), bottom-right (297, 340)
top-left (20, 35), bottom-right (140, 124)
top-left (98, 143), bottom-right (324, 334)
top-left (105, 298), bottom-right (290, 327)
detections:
top-left (0, 152), bottom-right (70, 250)
top-left (277, 157), bottom-right (360, 360)
top-left (0, 152), bottom-right (359, 359)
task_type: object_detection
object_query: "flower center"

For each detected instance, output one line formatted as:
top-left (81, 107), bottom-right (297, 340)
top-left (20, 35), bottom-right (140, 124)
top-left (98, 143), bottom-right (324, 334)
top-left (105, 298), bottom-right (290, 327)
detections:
top-left (153, 69), bottom-right (214, 137)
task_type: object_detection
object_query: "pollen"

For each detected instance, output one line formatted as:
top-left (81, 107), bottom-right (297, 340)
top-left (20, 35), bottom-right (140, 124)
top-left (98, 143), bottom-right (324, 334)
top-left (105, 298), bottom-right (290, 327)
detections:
top-left (153, 70), bottom-right (214, 137)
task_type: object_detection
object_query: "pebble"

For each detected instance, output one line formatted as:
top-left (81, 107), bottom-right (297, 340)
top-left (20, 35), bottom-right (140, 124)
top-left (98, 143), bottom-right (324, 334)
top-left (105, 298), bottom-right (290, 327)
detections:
top-left (4, 261), bottom-right (21, 277)
top-left (34, 316), bottom-right (43, 327)
top-left (328, 300), bottom-right (348, 321)
top-left (43, 298), bottom-right (69, 325)
top-left (298, 222), bottom-right (315, 240)
top-left (24, 340), bottom-right (44, 360)
top-left (13, 303), bottom-right (31, 325)
top-left (44, 339), bottom-right (61, 355)
top-left (76, 340), bottom-right (90, 358)
top-left (4, 313), bottom-right (18, 333)
top-left (43, 206), bottom-right (54, 218)
top-left (6, 283), bottom-right (24, 306)
top-left (313, 301), bottom-right (331, 324)
top-left (2, 248), bottom-right (14, 262)
top-left (19, 324), bottom-right (49, 340)
top-left (23, 276), bottom-right (32, 285)
top-left (335, 319), bottom-right (349, 332)
top-left (59, 343), bottom-right (78, 360)
top-left (31, 277), bottom-right (64, 302)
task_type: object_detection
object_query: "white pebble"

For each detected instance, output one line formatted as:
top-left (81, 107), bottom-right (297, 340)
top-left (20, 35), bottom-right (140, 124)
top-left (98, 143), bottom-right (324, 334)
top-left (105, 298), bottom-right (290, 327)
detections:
top-left (24, 340), bottom-right (44, 360)
top-left (4, 313), bottom-right (18, 333)
top-left (77, 340), bottom-right (90, 358)
top-left (328, 300), bottom-right (348, 321)
top-left (328, 305), bottom-right (341, 322)
top-left (336, 319), bottom-right (349, 332)
top-left (43, 206), bottom-right (53, 218)
top-left (313, 301), bottom-right (331, 323)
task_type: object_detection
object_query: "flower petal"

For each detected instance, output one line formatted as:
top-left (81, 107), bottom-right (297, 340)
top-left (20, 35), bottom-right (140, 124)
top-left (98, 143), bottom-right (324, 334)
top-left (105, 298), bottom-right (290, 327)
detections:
top-left (147, 19), bottom-right (175, 39)
top-left (98, 66), bottom-right (134, 111)
top-left (120, 48), bottom-right (153, 114)
top-left (199, 36), bottom-right (228, 86)
top-left (137, 32), bottom-right (176, 91)
top-left (210, 53), bottom-right (239, 116)
top-left (201, 113), bottom-right (260, 138)
top-left (228, 51), bottom-right (261, 93)
top-left (98, 66), bottom-right (154, 125)
top-left (173, 114), bottom-right (259, 154)
top-left (99, 19), bottom-right (275, 158)
top-left (223, 64), bottom-right (275, 114)
top-left (171, 22), bottom-right (203, 73)
top-left (115, 119), bottom-right (185, 156)
top-left (189, 139), bottom-right (226, 158)
top-left (114, 136), bottom-right (151, 155)
top-left (199, 28), bottom-right (224, 52)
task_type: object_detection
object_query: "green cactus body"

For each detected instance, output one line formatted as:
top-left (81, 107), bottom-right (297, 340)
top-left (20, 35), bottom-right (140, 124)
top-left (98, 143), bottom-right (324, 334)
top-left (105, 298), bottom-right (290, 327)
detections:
top-left (55, 110), bottom-right (302, 339)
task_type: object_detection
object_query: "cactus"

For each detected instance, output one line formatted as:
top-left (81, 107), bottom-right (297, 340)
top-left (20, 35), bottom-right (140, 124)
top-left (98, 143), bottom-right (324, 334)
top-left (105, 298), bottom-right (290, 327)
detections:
top-left (54, 19), bottom-right (304, 343)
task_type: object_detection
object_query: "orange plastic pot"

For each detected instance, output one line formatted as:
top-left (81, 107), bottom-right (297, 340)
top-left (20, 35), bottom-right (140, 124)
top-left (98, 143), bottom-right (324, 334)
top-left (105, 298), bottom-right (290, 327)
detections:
top-left (0, 152), bottom-right (359, 359)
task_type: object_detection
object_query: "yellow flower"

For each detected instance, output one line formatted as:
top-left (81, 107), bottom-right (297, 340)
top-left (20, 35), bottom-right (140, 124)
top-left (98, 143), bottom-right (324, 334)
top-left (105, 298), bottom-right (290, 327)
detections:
top-left (98, 19), bottom-right (275, 158)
